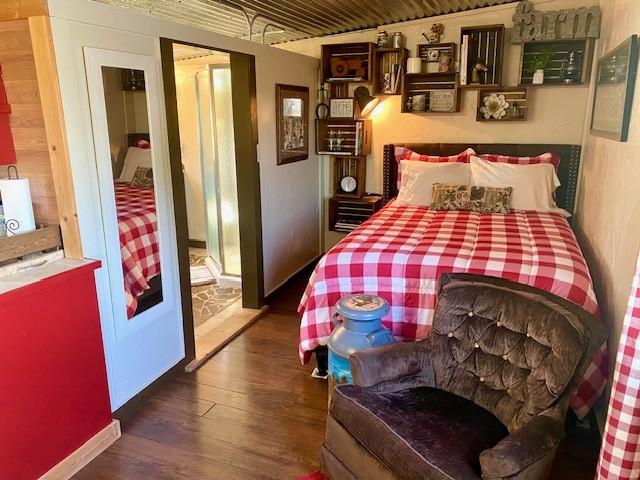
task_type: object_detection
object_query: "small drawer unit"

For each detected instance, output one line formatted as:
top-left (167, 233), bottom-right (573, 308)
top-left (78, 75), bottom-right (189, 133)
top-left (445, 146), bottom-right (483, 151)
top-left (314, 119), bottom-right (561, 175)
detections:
top-left (329, 195), bottom-right (383, 233)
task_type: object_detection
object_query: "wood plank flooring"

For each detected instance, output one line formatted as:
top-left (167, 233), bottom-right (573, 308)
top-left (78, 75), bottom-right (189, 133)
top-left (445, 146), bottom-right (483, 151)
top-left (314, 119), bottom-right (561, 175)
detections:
top-left (73, 273), bottom-right (601, 480)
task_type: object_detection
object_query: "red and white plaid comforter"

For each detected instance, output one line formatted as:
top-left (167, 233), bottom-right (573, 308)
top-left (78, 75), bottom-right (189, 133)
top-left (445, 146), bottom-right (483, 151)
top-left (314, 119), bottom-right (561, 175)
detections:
top-left (299, 201), bottom-right (607, 417)
top-left (115, 183), bottom-right (160, 318)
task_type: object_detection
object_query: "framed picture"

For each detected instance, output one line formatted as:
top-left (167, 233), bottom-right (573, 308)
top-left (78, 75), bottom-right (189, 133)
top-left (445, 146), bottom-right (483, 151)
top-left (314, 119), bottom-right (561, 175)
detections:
top-left (276, 84), bottom-right (309, 165)
top-left (590, 34), bottom-right (638, 142)
top-left (430, 90), bottom-right (455, 112)
top-left (329, 98), bottom-right (356, 118)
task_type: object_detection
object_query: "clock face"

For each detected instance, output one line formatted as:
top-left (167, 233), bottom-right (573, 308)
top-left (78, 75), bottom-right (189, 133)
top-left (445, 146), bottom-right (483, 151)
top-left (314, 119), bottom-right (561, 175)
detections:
top-left (341, 175), bottom-right (357, 193)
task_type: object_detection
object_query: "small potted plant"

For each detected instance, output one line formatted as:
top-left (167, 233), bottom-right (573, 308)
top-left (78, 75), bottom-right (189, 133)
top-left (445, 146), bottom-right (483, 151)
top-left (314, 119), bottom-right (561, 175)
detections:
top-left (527, 50), bottom-right (553, 85)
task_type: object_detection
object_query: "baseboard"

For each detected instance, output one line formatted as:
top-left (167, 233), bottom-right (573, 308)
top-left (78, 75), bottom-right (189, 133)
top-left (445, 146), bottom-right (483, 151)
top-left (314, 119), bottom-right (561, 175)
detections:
top-left (39, 419), bottom-right (121, 480)
top-left (264, 255), bottom-right (321, 302)
top-left (188, 239), bottom-right (207, 249)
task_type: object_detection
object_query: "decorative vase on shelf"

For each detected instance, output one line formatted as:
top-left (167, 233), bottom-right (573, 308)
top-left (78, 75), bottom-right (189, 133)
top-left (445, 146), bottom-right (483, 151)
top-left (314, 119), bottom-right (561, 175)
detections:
top-left (532, 69), bottom-right (545, 85)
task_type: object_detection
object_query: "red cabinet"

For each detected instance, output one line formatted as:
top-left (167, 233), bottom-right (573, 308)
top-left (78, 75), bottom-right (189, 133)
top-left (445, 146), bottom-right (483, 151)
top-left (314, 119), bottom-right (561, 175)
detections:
top-left (0, 260), bottom-right (112, 480)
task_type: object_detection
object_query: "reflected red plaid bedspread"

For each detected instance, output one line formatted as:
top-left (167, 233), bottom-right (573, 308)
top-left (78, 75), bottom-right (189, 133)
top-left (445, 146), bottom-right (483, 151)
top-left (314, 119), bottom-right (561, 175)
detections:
top-left (115, 183), bottom-right (160, 319)
top-left (298, 201), bottom-right (607, 417)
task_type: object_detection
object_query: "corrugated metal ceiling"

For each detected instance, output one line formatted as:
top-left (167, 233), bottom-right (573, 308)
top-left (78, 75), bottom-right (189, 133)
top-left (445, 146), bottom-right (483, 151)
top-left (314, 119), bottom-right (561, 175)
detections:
top-left (92, 0), bottom-right (518, 45)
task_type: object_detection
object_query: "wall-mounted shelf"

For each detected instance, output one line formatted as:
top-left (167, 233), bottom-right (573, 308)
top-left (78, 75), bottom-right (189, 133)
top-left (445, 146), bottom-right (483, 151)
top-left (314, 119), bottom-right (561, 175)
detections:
top-left (315, 119), bottom-right (372, 156)
top-left (372, 47), bottom-right (408, 95)
top-left (322, 42), bottom-right (375, 83)
top-left (519, 39), bottom-right (594, 86)
top-left (329, 195), bottom-right (383, 233)
top-left (476, 87), bottom-right (528, 122)
top-left (401, 72), bottom-right (460, 113)
top-left (459, 24), bottom-right (505, 88)
top-left (417, 43), bottom-right (456, 74)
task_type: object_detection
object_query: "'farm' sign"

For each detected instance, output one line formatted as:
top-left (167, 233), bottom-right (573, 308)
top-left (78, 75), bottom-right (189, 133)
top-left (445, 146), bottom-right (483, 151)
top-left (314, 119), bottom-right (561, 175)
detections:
top-left (511, 0), bottom-right (601, 44)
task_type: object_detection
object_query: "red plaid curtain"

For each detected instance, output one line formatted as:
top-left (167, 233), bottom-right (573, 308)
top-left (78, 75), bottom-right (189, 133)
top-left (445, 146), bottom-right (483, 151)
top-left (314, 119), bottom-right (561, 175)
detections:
top-left (0, 63), bottom-right (16, 165)
top-left (598, 249), bottom-right (640, 479)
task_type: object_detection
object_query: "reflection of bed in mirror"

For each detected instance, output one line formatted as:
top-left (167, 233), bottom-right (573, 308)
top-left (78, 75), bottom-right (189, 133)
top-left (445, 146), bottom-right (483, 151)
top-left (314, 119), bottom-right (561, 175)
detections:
top-left (116, 133), bottom-right (162, 317)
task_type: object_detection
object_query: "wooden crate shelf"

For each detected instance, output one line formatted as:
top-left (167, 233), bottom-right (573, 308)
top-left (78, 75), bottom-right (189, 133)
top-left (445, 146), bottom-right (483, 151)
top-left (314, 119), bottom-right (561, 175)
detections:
top-left (329, 195), bottom-right (383, 233)
top-left (417, 43), bottom-right (456, 74)
top-left (315, 119), bottom-right (372, 156)
top-left (401, 73), bottom-right (460, 113)
top-left (476, 87), bottom-right (528, 122)
top-left (460, 24), bottom-right (505, 88)
top-left (519, 39), bottom-right (594, 86)
top-left (372, 47), bottom-right (408, 95)
top-left (0, 225), bottom-right (62, 264)
top-left (322, 42), bottom-right (375, 83)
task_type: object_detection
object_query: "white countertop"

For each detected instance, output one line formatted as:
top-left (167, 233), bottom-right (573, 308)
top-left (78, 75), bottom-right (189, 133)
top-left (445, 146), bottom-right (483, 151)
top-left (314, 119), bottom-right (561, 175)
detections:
top-left (0, 253), bottom-right (98, 296)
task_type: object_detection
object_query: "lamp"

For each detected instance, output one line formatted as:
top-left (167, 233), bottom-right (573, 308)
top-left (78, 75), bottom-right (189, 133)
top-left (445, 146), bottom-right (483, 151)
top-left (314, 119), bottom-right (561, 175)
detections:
top-left (354, 86), bottom-right (378, 117)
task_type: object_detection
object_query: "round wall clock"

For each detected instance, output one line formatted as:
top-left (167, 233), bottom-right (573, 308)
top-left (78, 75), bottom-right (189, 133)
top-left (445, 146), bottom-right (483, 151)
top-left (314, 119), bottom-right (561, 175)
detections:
top-left (340, 175), bottom-right (357, 193)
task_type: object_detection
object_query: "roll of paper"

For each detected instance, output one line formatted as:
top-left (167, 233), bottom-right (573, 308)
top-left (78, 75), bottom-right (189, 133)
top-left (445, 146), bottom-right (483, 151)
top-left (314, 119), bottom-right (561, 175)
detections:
top-left (0, 178), bottom-right (36, 236)
top-left (407, 57), bottom-right (422, 74)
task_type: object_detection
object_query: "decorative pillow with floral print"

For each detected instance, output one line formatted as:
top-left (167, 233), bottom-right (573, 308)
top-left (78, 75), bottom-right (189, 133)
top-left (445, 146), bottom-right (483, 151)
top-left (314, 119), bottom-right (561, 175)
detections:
top-left (431, 183), bottom-right (512, 214)
top-left (130, 166), bottom-right (154, 188)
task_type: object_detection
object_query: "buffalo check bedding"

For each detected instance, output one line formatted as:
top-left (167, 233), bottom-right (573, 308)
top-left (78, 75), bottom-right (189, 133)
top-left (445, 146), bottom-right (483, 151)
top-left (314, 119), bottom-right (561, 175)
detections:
top-left (115, 183), bottom-right (160, 319)
top-left (298, 201), bottom-right (607, 417)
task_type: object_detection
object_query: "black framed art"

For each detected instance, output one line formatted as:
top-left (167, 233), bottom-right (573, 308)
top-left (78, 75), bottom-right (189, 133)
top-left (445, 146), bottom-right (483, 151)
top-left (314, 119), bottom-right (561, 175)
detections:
top-left (590, 34), bottom-right (638, 142)
top-left (275, 84), bottom-right (309, 165)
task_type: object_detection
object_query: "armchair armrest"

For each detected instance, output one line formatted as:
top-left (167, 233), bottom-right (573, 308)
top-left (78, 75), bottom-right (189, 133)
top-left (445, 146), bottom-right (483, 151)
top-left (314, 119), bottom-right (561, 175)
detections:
top-left (349, 340), bottom-right (426, 388)
top-left (479, 407), bottom-right (565, 480)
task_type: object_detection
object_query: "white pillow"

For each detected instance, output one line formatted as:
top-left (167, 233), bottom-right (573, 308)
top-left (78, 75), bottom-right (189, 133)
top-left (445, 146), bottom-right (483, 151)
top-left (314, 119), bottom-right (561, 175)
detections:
top-left (118, 147), bottom-right (152, 182)
top-left (469, 156), bottom-right (566, 214)
top-left (396, 160), bottom-right (471, 206)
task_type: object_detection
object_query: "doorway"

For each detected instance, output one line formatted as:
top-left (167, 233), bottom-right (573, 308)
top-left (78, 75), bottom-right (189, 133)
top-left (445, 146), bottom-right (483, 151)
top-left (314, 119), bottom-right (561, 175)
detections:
top-left (160, 39), bottom-right (265, 369)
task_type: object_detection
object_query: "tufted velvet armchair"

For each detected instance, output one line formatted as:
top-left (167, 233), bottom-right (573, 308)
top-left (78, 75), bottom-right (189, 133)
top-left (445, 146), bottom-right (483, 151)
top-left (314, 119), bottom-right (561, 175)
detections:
top-left (321, 273), bottom-right (606, 480)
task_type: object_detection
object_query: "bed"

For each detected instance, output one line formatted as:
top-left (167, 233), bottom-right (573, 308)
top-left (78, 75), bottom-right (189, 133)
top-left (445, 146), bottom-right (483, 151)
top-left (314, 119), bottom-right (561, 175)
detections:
top-left (117, 133), bottom-right (162, 318)
top-left (298, 143), bottom-right (607, 418)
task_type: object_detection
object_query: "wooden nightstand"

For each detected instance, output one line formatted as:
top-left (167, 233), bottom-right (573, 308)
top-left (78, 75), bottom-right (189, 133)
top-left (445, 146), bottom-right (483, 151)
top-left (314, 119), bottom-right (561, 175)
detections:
top-left (328, 195), bottom-right (383, 233)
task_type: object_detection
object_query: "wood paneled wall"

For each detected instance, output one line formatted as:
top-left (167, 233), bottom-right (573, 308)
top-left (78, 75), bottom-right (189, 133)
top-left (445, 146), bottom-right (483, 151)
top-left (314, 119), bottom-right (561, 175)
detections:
top-left (0, 17), bottom-right (82, 258)
top-left (0, 1), bottom-right (47, 21)
top-left (0, 19), bottom-right (57, 224)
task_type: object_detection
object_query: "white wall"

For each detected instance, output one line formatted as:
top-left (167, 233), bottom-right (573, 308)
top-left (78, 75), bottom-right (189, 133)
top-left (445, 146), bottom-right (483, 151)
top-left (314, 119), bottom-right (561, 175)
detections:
top-left (47, 0), bottom-right (321, 295)
top-left (277, 0), bottom-right (598, 249)
top-left (574, 0), bottom-right (640, 411)
top-left (174, 63), bottom-right (207, 242)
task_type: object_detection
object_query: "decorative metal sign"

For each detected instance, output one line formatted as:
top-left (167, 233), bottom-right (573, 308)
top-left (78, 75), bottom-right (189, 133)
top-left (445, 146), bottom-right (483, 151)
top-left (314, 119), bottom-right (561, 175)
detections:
top-left (511, 0), bottom-right (601, 44)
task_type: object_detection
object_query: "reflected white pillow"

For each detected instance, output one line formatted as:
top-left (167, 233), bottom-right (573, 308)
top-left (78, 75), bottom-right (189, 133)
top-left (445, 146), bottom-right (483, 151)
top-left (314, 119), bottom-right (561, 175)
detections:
top-left (118, 147), bottom-right (152, 182)
top-left (396, 160), bottom-right (471, 206)
top-left (470, 156), bottom-right (565, 214)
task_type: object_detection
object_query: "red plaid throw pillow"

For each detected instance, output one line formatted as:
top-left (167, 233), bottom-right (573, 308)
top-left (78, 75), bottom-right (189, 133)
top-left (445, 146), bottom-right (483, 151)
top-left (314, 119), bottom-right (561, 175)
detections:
top-left (394, 147), bottom-right (476, 189)
top-left (478, 152), bottom-right (561, 170)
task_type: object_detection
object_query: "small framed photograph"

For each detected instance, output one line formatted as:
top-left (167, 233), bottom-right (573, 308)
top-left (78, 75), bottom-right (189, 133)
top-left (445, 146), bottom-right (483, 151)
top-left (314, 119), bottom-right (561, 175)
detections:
top-left (590, 34), bottom-right (638, 142)
top-left (427, 49), bottom-right (440, 61)
top-left (329, 98), bottom-right (356, 118)
top-left (276, 84), bottom-right (309, 165)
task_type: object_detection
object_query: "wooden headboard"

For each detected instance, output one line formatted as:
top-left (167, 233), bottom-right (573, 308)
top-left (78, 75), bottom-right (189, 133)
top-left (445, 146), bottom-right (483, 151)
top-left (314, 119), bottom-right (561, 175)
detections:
top-left (127, 133), bottom-right (150, 147)
top-left (382, 143), bottom-right (581, 216)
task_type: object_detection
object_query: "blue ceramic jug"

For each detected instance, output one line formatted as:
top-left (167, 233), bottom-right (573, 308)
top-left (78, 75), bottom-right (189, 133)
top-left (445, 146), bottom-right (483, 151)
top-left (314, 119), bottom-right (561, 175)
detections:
top-left (328, 294), bottom-right (394, 394)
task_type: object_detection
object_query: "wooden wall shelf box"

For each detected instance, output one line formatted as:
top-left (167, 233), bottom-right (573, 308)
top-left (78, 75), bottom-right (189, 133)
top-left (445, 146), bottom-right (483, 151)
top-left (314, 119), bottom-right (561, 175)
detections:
top-left (519, 39), bottom-right (594, 86)
top-left (459, 25), bottom-right (505, 89)
top-left (476, 87), bottom-right (528, 122)
top-left (329, 195), bottom-right (382, 233)
top-left (322, 42), bottom-right (375, 83)
top-left (372, 47), bottom-right (408, 95)
top-left (333, 156), bottom-right (367, 198)
top-left (417, 43), bottom-right (456, 74)
top-left (0, 225), bottom-right (62, 264)
top-left (315, 119), bottom-right (372, 156)
top-left (401, 72), bottom-right (460, 113)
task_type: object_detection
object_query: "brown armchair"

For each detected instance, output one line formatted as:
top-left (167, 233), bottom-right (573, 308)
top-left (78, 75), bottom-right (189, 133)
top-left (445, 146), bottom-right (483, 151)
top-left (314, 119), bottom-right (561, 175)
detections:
top-left (321, 273), bottom-right (606, 480)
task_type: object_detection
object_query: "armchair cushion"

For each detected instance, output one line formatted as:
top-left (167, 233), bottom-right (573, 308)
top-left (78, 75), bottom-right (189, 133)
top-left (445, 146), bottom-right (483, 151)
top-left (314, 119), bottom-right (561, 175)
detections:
top-left (331, 384), bottom-right (508, 480)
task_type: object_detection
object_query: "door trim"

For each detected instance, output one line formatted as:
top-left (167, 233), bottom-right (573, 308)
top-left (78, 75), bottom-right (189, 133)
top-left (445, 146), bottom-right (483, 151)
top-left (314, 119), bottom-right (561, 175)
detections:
top-left (159, 38), bottom-right (264, 365)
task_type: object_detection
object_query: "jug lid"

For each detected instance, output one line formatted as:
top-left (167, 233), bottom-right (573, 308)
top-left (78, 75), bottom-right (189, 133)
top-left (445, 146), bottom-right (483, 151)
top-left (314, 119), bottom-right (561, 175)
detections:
top-left (336, 294), bottom-right (389, 321)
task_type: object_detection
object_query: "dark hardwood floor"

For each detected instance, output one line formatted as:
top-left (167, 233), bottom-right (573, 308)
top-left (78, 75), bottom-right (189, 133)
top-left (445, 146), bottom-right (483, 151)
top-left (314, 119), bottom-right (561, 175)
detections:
top-left (73, 273), bottom-right (601, 480)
